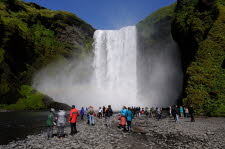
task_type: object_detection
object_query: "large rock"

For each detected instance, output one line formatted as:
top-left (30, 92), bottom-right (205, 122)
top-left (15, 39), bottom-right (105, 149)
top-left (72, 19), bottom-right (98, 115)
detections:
top-left (42, 95), bottom-right (71, 110)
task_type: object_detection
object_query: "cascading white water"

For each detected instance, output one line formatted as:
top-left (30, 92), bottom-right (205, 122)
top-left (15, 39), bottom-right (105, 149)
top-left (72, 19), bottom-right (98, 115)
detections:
top-left (93, 26), bottom-right (138, 107)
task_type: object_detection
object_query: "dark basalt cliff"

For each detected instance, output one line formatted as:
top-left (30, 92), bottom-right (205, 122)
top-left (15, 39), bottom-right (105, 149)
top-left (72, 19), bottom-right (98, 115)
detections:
top-left (136, 4), bottom-right (183, 106)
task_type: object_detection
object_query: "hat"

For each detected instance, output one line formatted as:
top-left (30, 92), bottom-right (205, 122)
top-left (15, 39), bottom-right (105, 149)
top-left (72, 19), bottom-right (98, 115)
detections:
top-left (50, 108), bottom-right (55, 112)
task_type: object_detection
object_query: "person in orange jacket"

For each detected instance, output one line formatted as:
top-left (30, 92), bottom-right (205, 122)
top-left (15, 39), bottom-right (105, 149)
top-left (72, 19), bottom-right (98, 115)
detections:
top-left (69, 105), bottom-right (79, 135)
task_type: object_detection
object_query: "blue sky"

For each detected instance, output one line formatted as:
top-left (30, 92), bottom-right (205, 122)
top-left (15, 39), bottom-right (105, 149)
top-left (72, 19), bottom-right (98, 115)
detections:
top-left (23, 0), bottom-right (176, 30)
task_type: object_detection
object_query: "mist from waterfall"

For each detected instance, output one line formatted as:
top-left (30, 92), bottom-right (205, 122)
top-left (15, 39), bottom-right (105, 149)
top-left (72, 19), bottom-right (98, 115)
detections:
top-left (32, 25), bottom-right (183, 110)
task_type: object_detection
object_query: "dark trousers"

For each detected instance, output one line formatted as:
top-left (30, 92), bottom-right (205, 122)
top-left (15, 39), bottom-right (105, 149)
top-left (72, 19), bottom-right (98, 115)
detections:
top-left (87, 115), bottom-right (90, 124)
top-left (190, 114), bottom-right (195, 122)
top-left (172, 114), bottom-right (176, 120)
top-left (47, 126), bottom-right (53, 138)
top-left (57, 125), bottom-right (64, 137)
top-left (127, 121), bottom-right (132, 131)
top-left (70, 123), bottom-right (77, 135)
top-left (157, 114), bottom-right (161, 120)
top-left (98, 113), bottom-right (102, 119)
top-left (81, 114), bottom-right (84, 120)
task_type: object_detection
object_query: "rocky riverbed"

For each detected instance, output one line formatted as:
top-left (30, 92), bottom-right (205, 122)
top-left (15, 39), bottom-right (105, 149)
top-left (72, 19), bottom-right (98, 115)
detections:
top-left (1, 115), bottom-right (225, 149)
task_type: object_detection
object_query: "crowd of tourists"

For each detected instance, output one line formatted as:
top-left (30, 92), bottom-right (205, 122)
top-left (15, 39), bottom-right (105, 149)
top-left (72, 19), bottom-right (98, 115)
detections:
top-left (169, 105), bottom-right (195, 123)
top-left (46, 104), bottom-right (195, 139)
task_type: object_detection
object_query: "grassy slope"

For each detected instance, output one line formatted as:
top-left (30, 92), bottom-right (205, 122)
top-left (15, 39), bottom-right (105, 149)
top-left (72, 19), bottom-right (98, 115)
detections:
top-left (137, 3), bottom-right (176, 41)
top-left (138, 3), bottom-right (176, 27)
top-left (0, 0), bottom-right (94, 110)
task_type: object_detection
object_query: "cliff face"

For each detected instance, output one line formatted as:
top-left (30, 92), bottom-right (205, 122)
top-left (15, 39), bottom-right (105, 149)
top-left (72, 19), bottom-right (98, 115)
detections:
top-left (137, 0), bottom-right (225, 116)
top-left (136, 4), bottom-right (183, 106)
top-left (172, 0), bottom-right (225, 116)
top-left (0, 0), bottom-right (94, 109)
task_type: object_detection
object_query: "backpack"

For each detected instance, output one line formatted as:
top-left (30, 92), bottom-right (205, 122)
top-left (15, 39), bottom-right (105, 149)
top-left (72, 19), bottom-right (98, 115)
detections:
top-left (89, 110), bottom-right (94, 115)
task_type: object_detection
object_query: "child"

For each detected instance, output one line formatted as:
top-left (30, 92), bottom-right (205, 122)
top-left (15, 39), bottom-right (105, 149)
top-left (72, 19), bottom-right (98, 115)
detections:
top-left (118, 115), bottom-right (127, 131)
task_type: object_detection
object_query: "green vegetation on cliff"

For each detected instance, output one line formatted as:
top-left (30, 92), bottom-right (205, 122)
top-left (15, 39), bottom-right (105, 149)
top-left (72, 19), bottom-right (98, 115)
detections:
top-left (137, 3), bottom-right (176, 42)
top-left (0, 0), bottom-right (94, 108)
top-left (172, 0), bottom-right (225, 116)
top-left (2, 85), bottom-right (45, 110)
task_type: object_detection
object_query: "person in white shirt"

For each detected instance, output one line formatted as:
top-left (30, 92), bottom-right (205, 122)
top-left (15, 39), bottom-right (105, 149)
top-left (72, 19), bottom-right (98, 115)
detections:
top-left (98, 107), bottom-right (103, 119)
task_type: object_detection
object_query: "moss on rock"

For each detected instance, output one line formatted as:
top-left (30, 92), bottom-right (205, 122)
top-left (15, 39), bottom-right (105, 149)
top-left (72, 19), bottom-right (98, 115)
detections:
top-left (0, 48), bottom-right (4, 63)
top-left (0, 85), bottom-right (70, 110)
top-left (0, 85), bottom-right (44, 110)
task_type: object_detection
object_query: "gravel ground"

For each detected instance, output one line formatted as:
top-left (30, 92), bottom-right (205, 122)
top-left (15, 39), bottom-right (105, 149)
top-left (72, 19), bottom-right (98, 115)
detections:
top-left (1, 115), bottom-right (225, 149)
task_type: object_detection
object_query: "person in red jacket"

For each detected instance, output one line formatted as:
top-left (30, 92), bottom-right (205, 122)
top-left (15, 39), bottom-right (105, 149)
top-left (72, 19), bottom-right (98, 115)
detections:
top-left (118, 115), bottom-right (127, 131)
top-left (69, 105), bottom-right (79, 135)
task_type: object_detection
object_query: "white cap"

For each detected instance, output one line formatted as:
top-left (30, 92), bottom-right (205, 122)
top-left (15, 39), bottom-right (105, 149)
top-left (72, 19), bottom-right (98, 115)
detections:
top-left (50, 108), bottom-right (55, 112)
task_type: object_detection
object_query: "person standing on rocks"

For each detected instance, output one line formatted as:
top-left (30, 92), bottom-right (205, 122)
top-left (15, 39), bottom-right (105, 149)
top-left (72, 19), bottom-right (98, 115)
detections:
top-left (135, 107), bottom-right (140, 117)
top-left (86, 107), bottom-right (89, 124)
top-left (98, 107), bottom-right (103, 119)
top-left (141, 108), bottom-right (145, 115)
top-left (103, 106), bottom-right (106, 117)
top-left (138, 107), bottom-right (141, 117)
top-left (149, 107), bottom-right (153, 118)
top-left (126, 107), bottom-right (134, 133)
top-left (145, 107), bottom-right (149, 117)
top-left (88, 106), bottom-right (95, 125)
top-left (175, 105), bottom-right (179, 122)
top-left (105, 105), bottom-right (113, 127)
top-left (46, 108), bottom-right (55, 139)
top-left (120, 106), bottom-right (127, 116)
top-left (69, 105), bottom-right (79, 135)
top-left (171, 106), bottom-right (176, 120)
top-left (184, 107), bottom-right (189, 118)
top-left (189, 105), bottom-right (195, 122)
top-left (156, 107), bottom-right (162, 120)
top-left (131, 106), bottom-right (135, 115)
top-left (119, 106), bottom-right (127, 130)
top-left (180, 106), bottom-right (184, 117)
top-left (57, 107), bottom-right (67, 138)
top-left (169, 106), bottom-right (172, 117)
top-left (80, 107), bottom-right (85, 120)
top-left (118, 113), bottom-right (127, 131)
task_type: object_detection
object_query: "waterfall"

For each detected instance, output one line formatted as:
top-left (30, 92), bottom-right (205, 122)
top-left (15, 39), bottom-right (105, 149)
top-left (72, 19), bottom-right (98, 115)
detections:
top-left (93, 26), bottom-right (138, 107)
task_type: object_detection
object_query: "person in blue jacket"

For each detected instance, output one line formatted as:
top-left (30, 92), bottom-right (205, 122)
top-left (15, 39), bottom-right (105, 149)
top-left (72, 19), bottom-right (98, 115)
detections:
top-left (120, 106), bottom-right (127, 116)
top-left (126, 107), bottom-right (134, 132)
top-left (80, 107), bottom-right (85, 120)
